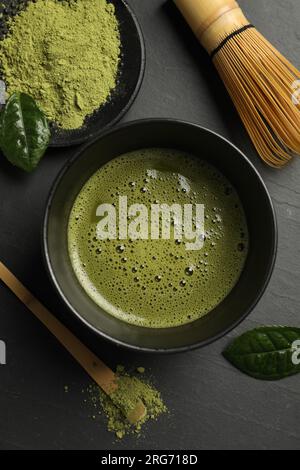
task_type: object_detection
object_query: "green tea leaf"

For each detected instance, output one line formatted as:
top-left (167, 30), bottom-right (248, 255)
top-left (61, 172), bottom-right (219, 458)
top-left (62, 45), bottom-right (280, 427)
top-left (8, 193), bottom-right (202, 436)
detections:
top-left (0, 92), bottom-right (50, 172)
top-left (223, 326), bottom-right (300, 380)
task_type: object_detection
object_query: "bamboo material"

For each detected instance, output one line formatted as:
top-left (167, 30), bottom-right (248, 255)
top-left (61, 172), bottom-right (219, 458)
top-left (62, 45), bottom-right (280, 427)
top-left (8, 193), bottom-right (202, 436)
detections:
top-left (174, 0), bottom-right (248, 53)
top-left (0, 261), bottom-right (146, 425)
top-left (174, 0), bottom-right (300, 167)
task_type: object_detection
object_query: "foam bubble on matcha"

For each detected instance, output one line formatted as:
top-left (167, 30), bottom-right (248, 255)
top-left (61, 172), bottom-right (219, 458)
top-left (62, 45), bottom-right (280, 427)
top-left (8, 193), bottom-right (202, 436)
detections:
top-left (68, 148), bottom-right (249, 328)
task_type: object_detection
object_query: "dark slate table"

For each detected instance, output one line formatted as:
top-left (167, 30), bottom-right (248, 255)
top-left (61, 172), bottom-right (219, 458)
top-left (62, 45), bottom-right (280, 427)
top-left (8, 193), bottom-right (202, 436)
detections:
top-left (0, 0), bottom-right (299, 450)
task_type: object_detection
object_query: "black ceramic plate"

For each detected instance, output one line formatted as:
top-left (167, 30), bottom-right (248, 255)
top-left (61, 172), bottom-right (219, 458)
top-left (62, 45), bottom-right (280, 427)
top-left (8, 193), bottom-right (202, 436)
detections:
top-left (0, 0), bottom-right (145, 146)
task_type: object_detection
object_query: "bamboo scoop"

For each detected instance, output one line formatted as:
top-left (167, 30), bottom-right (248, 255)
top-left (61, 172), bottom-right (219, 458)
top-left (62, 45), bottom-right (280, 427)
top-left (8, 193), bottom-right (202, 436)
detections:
top-left (174, 0), bottom-right (300, 168)
top-left (0, 261), bottom-right (146, 425)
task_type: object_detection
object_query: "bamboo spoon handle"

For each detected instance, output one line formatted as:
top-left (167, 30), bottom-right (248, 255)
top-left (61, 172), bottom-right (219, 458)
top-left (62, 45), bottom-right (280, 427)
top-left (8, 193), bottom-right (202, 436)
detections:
top-left (174, 0), bottom-right (250, 54)
top-left (0, 261), bottom-right (147, 424)
top-left (0, 261), bottom-right (117, 395)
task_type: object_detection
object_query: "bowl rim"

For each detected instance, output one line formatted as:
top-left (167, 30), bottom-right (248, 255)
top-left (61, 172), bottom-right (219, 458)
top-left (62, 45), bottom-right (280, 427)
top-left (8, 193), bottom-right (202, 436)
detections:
top-left (42, 118), bottom-right (278, 354)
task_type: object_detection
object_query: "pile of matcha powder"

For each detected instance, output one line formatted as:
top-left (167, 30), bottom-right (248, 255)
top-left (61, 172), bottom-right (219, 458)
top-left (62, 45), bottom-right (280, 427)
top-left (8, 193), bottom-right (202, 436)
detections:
top-left (87, 366), bottom-right (167, 440)
top-left (0, 0), bottom-right (121, 129)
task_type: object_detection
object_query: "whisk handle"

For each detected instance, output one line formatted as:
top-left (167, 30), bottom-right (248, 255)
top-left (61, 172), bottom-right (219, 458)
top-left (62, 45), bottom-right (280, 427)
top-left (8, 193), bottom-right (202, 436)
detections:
top-left (174, 0), bottom-right (250, 54)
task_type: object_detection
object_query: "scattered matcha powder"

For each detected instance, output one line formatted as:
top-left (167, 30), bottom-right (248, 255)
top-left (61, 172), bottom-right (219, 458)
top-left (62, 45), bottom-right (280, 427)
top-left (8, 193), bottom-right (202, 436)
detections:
top-left (87, 367), bottom-right (167, 440)
top-left (0, 0), bottom-right (121, 129)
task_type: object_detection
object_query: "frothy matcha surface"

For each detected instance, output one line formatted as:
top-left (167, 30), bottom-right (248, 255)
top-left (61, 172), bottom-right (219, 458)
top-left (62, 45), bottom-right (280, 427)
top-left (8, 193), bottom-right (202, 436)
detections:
top-left (68, 149), bottom-right (248, 328)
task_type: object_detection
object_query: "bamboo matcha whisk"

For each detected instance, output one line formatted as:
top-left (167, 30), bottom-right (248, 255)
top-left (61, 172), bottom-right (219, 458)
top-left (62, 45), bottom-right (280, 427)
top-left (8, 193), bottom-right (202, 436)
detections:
top-left (174, 0), bottom-right (300, 168)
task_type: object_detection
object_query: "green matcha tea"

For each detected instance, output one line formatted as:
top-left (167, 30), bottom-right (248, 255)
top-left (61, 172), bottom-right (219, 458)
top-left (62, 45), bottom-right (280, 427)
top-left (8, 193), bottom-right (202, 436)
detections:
top-left (68, 149), bottom-right (248, 328)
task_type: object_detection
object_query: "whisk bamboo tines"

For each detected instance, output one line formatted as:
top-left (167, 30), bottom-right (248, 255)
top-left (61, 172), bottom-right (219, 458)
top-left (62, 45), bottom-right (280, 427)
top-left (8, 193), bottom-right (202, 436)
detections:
top-left (174, 0), bottom-right (300, 168)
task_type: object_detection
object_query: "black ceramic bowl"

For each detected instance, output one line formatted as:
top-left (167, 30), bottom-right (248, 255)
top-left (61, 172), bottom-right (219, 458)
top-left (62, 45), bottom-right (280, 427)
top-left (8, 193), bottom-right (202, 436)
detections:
top-left (43, 120), bottom-right (277, 353)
